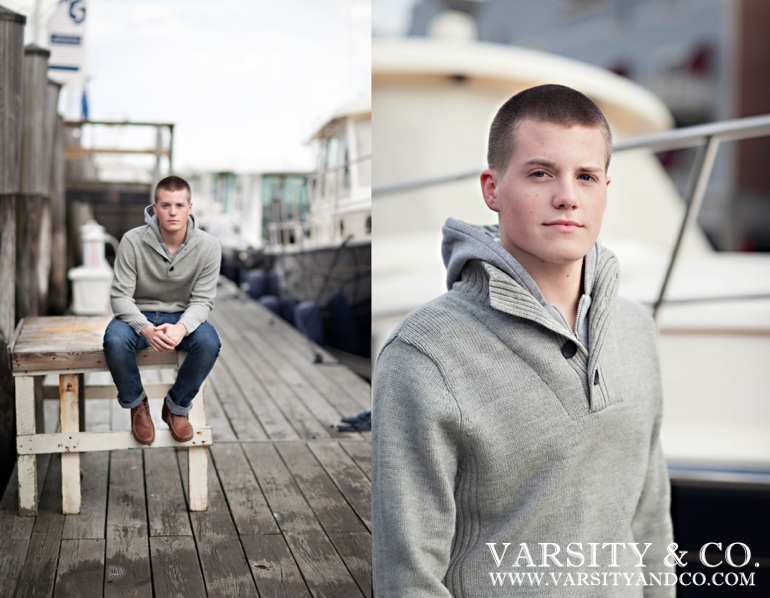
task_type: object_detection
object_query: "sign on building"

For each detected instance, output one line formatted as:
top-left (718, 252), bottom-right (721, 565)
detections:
top-left (48, 0), bottom-right (87, 89)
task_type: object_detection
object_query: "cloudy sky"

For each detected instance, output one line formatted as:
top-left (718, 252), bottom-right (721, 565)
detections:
top-left (6, 0), bottom-right (371, 173)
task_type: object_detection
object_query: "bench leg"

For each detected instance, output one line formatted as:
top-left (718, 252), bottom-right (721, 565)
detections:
top-left (60, 374), bottom-right (81, 514)
top-left (15, 376), bottom-right (37, 515)
top-left (188, 379), bottom-right (208, 511)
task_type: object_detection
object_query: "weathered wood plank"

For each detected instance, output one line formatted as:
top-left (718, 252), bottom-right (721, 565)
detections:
top-left (204, 381), bottom-right (237, 441)
top-left (240, 533), bottom-right (310, 597)
top-left (341, 441), bottom-right (371, 481)
top-left (104, 450), bottom-right (152, 598)
top-left (16, 376), bottom-right (38, 515)
top-left (210, 308), bottom-right (300, 440)
top-left (149, 535), bottom-right (207, 598)
top-left (15, 454), bottom-right (64, 598)
top-left (242, 443), bottom-right (362, 596)
top-left (212, 307), bottom-right (334, 440)
top-left (329, 531), bottom-right (372, 598)
top-left (9, 316), bottom-right (180, 373)
top-left (218, 304), bottom-right (353, 438)
top-left (0, 466), bottom-right (33, 595)
top-left (209, 443), bottom-right (279, 536)
top-left (207, 364), bottom-right (268, 441)
top-left (0, 463), bottom-right (35, 540)
top-left (0, 8), bottom-right (25, 195)
top-left (17, 427), bottom-right (213, 454)
top-left (310, 442), bottom-right (372, 531)
top-left (276, 442), bottom-right (367, 534)
top-left (62, 451), bottom-right (109, 540)
top-left (182, 450), bottom-right (256, 597)
top-left (0, 539), bottom-right (29, 596)
top-left (188, 382), bottom-right (208, 511)
top-left (54, 538), bottom-right (105, 598)
top-left (144, 448), bottom-right (190, 537)
top-left (226, 297), bottom-right (371, 413)
top-left (0, 199), bottom-right (16, 338)
top-left (60, 373), bottom-right (81, 514)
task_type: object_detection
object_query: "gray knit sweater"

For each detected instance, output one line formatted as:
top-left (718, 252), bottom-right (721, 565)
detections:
top-left (372, 219), bottom-right (674, 597)
top-left (110, 206), bottom-right (222, 335)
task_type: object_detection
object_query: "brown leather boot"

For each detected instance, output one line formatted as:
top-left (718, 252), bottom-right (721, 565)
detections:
top-left (131, 398), bottom-right (155, 445)
top-left (162, 403), bottom-right (193, 442)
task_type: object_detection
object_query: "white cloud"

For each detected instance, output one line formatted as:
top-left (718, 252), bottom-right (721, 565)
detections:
top-left (73, 0), bottom-right (369, 172)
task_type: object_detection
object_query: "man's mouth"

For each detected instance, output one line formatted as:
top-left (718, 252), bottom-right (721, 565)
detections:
top-left (544, 219), bottom-right (582, 231)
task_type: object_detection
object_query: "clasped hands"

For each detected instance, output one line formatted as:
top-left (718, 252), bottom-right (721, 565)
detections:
top-left (141, 322), bottom-right (187, 352)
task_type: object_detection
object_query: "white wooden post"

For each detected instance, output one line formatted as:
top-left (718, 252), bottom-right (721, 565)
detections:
top-left (59, 373), bottom-right (81, 514)
top-left (15, 375), bottom-right (37, 515)
top-left (187, 378), bottom-right (208, 511)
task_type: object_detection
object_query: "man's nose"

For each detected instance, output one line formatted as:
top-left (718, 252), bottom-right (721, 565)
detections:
top-left (552, 178), bottom-right (579, 210)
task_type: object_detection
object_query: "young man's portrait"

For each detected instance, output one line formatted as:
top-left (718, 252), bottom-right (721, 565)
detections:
top-left (372, 84), bottom-right (675, 597)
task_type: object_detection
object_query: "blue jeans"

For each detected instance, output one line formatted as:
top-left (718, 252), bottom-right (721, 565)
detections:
top-left (103, 312), bottom-right (221, 415)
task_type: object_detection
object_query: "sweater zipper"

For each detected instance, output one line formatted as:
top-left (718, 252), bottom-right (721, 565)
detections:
top-left (573, 294), bottom-right (586, 338)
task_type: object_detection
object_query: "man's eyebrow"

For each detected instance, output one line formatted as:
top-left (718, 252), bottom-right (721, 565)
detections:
top-left (524, 158), bottom-right (556, 169)
top-left (524, 158), bottom-right (603, 173)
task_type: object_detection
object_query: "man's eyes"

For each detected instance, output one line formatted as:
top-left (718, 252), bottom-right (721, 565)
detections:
top-left (578, 174), bottom-right (596, 182)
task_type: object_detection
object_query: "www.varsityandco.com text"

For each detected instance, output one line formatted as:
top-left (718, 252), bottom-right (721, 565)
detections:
top-left (487, 542), bottom-right (758, 588)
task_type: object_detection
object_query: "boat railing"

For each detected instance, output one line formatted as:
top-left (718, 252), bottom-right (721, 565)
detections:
top-left (372, 113), bottom-right (770, 319)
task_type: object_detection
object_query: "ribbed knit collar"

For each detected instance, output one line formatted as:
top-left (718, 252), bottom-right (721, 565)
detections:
top-left (442, 217), bottom-right (601, 348)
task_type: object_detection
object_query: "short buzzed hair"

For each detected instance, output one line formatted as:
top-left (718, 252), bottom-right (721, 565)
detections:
top-left (154, 175), bottom-right (191, 203)
top-left (487, 84), bottom-right (612, 173)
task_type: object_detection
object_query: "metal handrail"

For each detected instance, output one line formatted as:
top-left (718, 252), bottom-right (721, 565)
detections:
top-left (372, 113), bottom-right (770, 319)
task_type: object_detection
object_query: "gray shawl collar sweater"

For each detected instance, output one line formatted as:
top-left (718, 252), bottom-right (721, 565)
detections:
top-left (110, 206), bottom-right (222, 335)
top-left (372, 220), bottom-right (674, 597)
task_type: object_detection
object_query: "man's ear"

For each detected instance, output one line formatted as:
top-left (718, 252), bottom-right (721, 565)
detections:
top-left (480, 169), bottom-right (500, 213)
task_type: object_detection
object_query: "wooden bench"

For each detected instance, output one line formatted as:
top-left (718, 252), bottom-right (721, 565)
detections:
top-left (8, 315), bottom-right (213, 516)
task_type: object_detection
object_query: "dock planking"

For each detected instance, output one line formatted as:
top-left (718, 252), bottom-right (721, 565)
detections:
top-left (0, 281), bottom-right (372, 596)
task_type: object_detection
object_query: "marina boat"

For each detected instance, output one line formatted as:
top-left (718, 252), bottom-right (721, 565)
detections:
top-left (262, 91), bottom-right (372, 378)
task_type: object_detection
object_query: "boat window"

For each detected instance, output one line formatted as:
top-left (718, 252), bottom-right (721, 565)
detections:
top-left (356, 118), bottom-right (371, 187)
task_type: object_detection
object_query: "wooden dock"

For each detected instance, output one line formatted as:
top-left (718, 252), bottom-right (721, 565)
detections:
top-left (0, 283), bottom-right (372, 597)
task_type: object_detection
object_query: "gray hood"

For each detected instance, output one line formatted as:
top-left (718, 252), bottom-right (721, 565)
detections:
top-left (144, 204), bottom-right (197, 260)
top-left (441, 217), bottom-right (599, 348)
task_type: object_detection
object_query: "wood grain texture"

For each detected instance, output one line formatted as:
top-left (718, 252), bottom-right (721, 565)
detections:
top-left (242, 443), bottom-right (362, 596)
top-left (341, 441), bottom-right (372, 481)
top-left (209, 308), bottom-right (297, 440)
top-left (104, 450), bottom-right (152, 598)
top-left (329, 531), bottom-right (372, 598)
top-left (217, 302), bottom-right (349, 438)
top-left (209, 443), bottom-right (279, 536)
top-left (54, 538), bottom-right (105, 598)
top-left (15, 454), bottom-right (64, 598)
top-left (62, 451), bottom-right (109, 540)
top-left (149, 536), bottom-right (207, 598)
top-left (60, 373), bottom-right (81, 514)
top-left (186, 450), bottom-right (256, 597)
top-left (144, 448), bottom-right (191, 537)
top-left (241, 533), bottom-right (310, 598)
top-left (17, 427), bottom-right (213, 454)
top-left (276, 442), bottom-right (367, 534)
top-left (0, 465), bottom-right (33, 597)
top-left (0, 197), bottom-right (16, 339)
top-left (310, 442), bottom-right (372, 531)
top-left (0, 11), bottom-right (24, 195)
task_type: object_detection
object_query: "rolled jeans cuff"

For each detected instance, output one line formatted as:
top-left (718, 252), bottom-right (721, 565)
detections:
top-left (165, 394), bottom-right (191, 416)
top-left (120, 391), bottom-right (147, 410)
